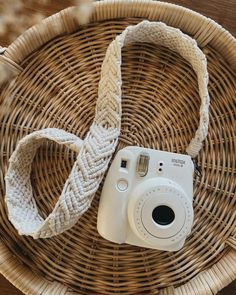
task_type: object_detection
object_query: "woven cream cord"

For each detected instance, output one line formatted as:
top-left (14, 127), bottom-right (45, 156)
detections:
top-left (5, 21), bottom-right (210, 238)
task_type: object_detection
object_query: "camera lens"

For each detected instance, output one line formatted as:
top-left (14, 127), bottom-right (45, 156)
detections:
top-left (152, 205), bottom-right (175, 226)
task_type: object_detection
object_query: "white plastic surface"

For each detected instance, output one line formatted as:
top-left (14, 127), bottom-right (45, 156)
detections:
top-left (97, 146), bottom-right (194, 251)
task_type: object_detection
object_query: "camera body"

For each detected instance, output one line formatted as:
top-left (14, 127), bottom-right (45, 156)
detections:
top-left (97, 146), bottom-right (194, 251)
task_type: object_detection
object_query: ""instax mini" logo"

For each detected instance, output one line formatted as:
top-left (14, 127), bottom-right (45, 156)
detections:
top-left (171, 158), bottom-right (185, 167)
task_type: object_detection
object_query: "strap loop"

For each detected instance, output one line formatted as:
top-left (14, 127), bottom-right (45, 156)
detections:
top-left (5, 21), bottom-right (210, 238)
top-left (97, 20), bottom-right (210, 157)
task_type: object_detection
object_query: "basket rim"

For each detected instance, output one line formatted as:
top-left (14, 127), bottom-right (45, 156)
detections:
top-left (0, 0), bottom-right (236, 294)
top-left (1, 241), bottom-right (235, 295)
top-left (1, 0), bottom-right (236, 72)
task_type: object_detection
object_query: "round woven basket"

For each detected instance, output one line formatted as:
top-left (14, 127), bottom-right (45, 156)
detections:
top-left (0, 1), bottom-right (235, 294)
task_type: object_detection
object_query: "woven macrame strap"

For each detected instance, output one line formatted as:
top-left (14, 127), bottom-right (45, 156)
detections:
top-left (5, 21), bottom-right (210, 238)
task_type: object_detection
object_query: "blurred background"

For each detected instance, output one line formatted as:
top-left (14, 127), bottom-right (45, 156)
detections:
top-left (0, 0), bottom-right (235, 47)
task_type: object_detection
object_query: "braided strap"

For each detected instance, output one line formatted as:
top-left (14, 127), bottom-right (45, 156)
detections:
top-left (5, 21), bottom-right (209, 238)
top-left (97, 20), bottom-right (209, 157)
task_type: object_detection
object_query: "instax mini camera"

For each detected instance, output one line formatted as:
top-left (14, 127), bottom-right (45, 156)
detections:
top-left (97, 147), bottom-right (194, 251)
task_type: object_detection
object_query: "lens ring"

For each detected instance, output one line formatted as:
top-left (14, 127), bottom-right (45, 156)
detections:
top-left (139, 184), bottom-right (188, 239)
top-left (128, 178), bottom-right (193, 243)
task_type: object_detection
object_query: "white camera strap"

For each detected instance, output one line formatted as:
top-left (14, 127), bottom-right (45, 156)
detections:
top-left (5, 21), bottom-right (210, 238)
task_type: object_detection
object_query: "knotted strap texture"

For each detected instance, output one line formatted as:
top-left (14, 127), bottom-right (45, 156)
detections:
top-left (5, 21), bottom-right (210, 238)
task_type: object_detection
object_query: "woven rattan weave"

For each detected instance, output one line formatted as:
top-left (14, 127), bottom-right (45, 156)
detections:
top-left (0, 1), bottom-right (235, 294)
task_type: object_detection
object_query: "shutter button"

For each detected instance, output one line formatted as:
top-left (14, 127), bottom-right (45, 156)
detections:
top-left (117, 179), bottom-right (128, 191)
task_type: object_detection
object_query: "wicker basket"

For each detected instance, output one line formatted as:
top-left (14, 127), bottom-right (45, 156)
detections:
top-left (0, 1), bottom-right (235, 294)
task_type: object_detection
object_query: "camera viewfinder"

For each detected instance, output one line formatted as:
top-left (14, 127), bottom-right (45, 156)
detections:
top-left (121, 160), bottom-right (127, 168)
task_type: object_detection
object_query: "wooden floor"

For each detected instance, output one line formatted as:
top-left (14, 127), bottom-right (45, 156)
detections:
top-left (0, 0), bottom-right (235, 294)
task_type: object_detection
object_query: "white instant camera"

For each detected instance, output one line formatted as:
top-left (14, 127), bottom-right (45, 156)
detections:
top-left (97, 147), bottom-right (194, 251)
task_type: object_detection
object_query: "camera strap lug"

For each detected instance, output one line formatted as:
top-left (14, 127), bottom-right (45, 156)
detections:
top-left (192, 159), bottom-right (202, 178)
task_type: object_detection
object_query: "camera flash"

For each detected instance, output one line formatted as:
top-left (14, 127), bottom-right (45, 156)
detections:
top-left (137, 153), bottom-right (149, 177)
